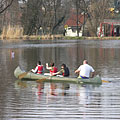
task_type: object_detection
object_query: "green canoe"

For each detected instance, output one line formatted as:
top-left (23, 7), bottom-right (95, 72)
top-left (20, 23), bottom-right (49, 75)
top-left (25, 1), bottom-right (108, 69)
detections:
top-left (14, 66), bottom-right (102, 84)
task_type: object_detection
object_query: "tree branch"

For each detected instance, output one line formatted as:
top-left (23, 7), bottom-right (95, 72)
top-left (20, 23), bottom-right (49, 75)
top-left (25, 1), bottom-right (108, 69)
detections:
top-left (0, 0), bottom-right (14, 14)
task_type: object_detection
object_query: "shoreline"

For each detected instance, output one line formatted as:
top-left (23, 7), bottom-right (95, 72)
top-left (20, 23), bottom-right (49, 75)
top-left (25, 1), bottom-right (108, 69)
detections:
top-left (0, 35), bottom-right (120, 41)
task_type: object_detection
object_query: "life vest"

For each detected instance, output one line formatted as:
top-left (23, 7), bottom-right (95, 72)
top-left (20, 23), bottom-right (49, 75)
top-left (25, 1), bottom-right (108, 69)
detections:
top-left (63, 67), bottom-right (70, 77)
top-left (50, 67), bottom-right (57, 74)
top-left (37, 65), bottom-right (43, 74)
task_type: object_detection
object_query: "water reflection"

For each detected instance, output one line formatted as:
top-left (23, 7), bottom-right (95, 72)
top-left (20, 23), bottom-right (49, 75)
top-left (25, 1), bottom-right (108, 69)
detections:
top-left (15, 80), bottom-right (27, 88)
top-left (77, 84), bottom-right (101, 106)
top-left (1, 39), bottom-right (120, 77)
top-left (15, 80), bottom-right (102, 107)
top-left (1, 39), bottom-right (120, 119)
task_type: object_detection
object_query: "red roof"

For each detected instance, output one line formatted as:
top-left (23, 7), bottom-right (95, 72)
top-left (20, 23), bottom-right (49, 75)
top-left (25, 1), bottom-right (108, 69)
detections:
top-left (65, 14), bottom-right (85, 27)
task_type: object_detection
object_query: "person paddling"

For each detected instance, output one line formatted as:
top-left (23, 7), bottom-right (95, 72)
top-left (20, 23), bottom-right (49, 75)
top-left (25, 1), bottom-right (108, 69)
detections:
top-left (53, 63), bottom-right (70, 77)
top-left (75, 60), bottom-right (95, 79)
top-left (46, 62), bottom-right (57, 76)
top-left (31, 61), bottom-right (44, 74)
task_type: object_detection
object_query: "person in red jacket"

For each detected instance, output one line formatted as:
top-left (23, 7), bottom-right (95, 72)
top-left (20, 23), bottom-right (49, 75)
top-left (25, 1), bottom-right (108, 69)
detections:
top-left (46, 62), bottom-right (57, 76)
top-left (31, 61), bottom-right (44, 74)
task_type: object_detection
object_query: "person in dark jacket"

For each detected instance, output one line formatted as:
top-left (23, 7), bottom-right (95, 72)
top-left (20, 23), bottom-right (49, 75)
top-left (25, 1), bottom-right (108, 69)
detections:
top-left (53, 63), bottom-right (70, 77)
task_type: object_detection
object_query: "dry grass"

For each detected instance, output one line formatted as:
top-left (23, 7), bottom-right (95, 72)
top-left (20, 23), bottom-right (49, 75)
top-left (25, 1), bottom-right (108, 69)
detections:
top-left (1, 25), bottom-right (23, 40)
top-left (0, 26), bottom-right (63, 40)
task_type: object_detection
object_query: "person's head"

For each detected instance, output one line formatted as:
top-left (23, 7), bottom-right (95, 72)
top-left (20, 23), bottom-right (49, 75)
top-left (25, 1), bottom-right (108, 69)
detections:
top-left (83, 60), bottom-right (88, 64)
top-left (50, 62), bottom-right (54, 67)
top-left (37, 61), bottom-right (41, 65)
top-left (61, 63), bottom-right (66, 69)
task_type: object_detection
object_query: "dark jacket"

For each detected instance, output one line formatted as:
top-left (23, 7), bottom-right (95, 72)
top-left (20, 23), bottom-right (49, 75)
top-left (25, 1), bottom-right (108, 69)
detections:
top-left (64, 67), bottom-right (70, 77)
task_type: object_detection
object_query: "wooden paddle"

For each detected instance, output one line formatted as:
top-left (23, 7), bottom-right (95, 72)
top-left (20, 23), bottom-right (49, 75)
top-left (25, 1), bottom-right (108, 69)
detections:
top-left (94, 72), bottom-right (110, 83)
top-left (18, 70), bottom-right (31, 79)
top-left (102, 80), bottom-right (110, 83)
top-left (36, 78), bottom-right (47, 83)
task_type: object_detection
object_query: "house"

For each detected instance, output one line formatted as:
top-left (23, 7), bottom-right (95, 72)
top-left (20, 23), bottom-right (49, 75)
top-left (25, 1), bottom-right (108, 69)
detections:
top-left (64, 13), bottom-right (85, 37)
top-left (98, 19), bottom-right (120, 37)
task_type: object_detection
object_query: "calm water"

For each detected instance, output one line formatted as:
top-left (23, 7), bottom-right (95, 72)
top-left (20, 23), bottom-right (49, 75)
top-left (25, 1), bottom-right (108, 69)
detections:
top-left (1, 39), bottom-right (120, 120)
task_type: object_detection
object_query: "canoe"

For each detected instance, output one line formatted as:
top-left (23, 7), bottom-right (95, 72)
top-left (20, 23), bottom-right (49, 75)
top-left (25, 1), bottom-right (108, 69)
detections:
top-left (14, 66), bottom-right (102, 84)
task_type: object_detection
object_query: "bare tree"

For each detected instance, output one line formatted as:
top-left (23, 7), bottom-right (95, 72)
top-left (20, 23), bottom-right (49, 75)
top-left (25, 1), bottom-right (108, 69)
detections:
top-left (21, 0), bottom-right (113, 36)
top-left (21, 0), bottom-right (43, 35)
top-left (21, 0), bottom-right (70, 35)
top-left (72, 0), bottom-right (112, 36)
top-left (0, 0), bottom-right (14, 14)
top-left (72, 0), bottom-right (89, 36)
top-left (0, 0), bottom-right (21, 34)
top-left (40, 0), bottom-right (68, 35)
top-left (83, 0), bottom-right (112, 36)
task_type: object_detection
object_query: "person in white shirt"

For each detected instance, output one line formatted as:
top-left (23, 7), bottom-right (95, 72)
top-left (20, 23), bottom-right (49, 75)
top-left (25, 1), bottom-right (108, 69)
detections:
top-left (11, 51), bottom-right (15, 59)
top-left (31, 61), bottom-right (44, 74)
top-left (75, 60), bottom-right (95, 79)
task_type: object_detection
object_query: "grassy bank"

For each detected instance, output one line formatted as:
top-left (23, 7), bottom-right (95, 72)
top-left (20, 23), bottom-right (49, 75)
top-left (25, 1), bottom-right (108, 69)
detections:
top-left (20, 34), bottom-right (63, 40)
top-left (1, 34), bottom-right (120, 41)
top-left (64, 36), bottom-right (120, 40)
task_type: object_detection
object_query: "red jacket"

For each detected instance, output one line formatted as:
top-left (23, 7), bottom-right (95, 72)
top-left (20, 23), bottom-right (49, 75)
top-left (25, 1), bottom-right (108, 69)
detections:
top-left (50, 67), bottom-right (57, 74)
top-left (37, 65), bottom-right (43, 74)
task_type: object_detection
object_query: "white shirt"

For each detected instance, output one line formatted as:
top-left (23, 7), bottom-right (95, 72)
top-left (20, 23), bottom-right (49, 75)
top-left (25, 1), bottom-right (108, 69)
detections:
top-left (31, 65), bottom-right (44, 74)
top-left (32, 66), bottom-right (38, 73)
top-left (11, 51), bottom-right (15, 58)
top-left (78, 64), bottom-right (95, 78)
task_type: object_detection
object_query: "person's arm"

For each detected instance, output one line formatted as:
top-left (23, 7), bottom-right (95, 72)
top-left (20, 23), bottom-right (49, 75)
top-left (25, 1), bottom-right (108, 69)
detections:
top-left (91, 72), bottom-right (95, 78)
top-left (52, 69), bottom-right (63, 76)
top-left (46, 63), bottom-right (52, 70)
top-left (75, 66), bottom-right (81, 74)
top-left (75, 69), bottom-right (80, 74)
top-left (91, 66), bottom-right (95, 78)
top-left (31, 66), bottom-right (38, 73)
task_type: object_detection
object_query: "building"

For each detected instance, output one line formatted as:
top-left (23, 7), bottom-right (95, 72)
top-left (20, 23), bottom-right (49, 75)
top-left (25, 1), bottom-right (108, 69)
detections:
top-left (98, 19), bottom-right (120, 37)
top-left (64, 13), bottom-right (86, 37)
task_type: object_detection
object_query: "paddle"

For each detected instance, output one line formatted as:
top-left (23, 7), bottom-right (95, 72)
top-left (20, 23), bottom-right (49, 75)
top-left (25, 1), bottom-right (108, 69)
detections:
top-left (18, 70), bottom-right (31, 79)
top-left (102, 80), bottom-right (110, 83)
top-left (95, 72), bottom-right (110, 83)
top-left (36, 78), bottom-right (47, 83)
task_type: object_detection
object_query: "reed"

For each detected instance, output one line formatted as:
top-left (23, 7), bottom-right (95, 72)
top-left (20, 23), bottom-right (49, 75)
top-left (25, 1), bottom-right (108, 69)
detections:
top-left (1, 25), bottom-right (23, 39)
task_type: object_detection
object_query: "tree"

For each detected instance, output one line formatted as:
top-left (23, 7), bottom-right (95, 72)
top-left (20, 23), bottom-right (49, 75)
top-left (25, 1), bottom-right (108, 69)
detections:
top-left (72, 0), bottom-right (113, 36)
top-left (83, 0), bottom-right (112, 36)
top-left (21, 0), bottom-right (69, 35)
top-left (0, 0), bottom-right (20, 33)
top-left (72, 0), bottom-right (87, 36)
top-left (21, 0), bottom-right (43, 35)
top-left (74, 0), bottom-right (80, 37)
top-left (0, 0), bottom-right (112, 36)
top-left (0, 0), bottom-right (14, 14)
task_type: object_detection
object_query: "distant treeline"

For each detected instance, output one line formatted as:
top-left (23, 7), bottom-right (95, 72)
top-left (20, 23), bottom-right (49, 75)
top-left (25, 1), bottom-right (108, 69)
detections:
top-left (0, 0), bottom-right (115, 37)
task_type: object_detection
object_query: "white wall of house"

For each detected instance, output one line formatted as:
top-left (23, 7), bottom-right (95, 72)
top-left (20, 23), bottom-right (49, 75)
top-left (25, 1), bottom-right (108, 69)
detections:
top-left (65, 27), bottom-right (82, 37)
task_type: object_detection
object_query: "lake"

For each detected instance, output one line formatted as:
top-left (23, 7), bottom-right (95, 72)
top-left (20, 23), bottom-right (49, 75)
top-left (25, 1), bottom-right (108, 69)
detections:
top-left (0, 39), bottom-right (120, 120)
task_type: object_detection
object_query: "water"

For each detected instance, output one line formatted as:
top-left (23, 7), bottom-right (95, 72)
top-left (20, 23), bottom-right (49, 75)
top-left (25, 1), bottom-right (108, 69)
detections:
top-left (0, 39), bottom-right (120, 120)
